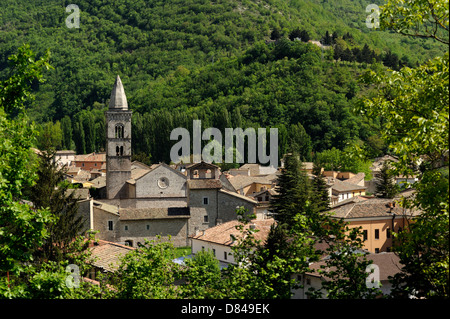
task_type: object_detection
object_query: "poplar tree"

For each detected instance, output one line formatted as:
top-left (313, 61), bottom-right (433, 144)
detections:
top-left (61, 115), bottom-right (73, 150)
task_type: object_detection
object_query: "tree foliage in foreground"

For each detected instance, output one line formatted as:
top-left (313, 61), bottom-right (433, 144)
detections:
top-left (359, 0), bottom-right (449, 298)
top-left (0, 44), bottom-right (97, 300)
top-left (0, 44), bottom-right (54, 297)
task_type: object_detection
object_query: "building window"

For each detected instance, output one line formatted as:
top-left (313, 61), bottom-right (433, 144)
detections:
top-left (146, 225), bottom-right (150, 230)
top-left (203, 215), bottom-right (209, 223)
top-left (375, 229), bottom-right (380, 240)
top-left (387, 228), bottom-right (391, 239)
top-left (212, 249), bottom-right (216, 256)
top-left (108, 220), bottom-right (113, 231)
top-left (224, 251), bottom-right (227, 260)
top-left (203, 197), bottom-right (209, 205)
top-left (115, 124), bottom-right (124, 138)
top-left (363, 230), bottom-right (368, 241)
top-left (124, 225), bottom-right (128, 231)
top-left (375, 248), bottom-right (380, 253)
top-left (124, 240), bottom-right (133, 247)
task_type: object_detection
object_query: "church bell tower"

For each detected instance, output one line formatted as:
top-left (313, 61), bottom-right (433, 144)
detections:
top-left (106, 75), bottom-right (132, 199)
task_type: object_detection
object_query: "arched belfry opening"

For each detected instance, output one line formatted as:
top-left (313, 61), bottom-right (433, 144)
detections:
top-left (115, 124), bottom-right (125, 138)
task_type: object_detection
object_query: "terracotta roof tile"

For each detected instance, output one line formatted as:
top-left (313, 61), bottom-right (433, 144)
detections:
top-left (189, 218), bottom-right (275, 246)
top-left (308, 252), bottom-right (402, 281)
top-left (332, 179), bottom-right (367, 192)
top-left (226, 174), bottom-right (276, 190)
top-left (74, 152), bottom-right (106, 162)
top-left (90, 240), bottom-right (135, 272)
top-left (328, 197), bottom-right (421, 219)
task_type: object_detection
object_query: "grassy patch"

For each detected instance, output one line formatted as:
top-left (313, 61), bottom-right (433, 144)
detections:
top-left (174, 246), bottom-right (192, 258)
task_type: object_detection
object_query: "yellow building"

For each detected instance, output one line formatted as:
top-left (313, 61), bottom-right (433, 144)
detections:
top-left (328, 196), bottom-right (420, 253)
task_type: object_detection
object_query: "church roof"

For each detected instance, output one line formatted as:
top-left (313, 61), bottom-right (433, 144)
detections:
top-left (109, 75), bottom-right (128, 110)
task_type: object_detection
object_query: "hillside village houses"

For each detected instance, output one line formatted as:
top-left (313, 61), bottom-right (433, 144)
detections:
top-left (42, 76), bottom-right (421, 295)
top-left (59, 77), bottom-right (419, 248)
top-left (189, 217), bottom-right (404, 298)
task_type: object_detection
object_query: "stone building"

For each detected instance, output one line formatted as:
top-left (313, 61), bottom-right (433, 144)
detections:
top-left (79, 76), bottom-right (259, 247)
top-left (105, 75), bottom-right (132, 200)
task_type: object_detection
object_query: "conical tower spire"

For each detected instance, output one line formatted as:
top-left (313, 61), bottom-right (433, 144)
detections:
top-left (109, 75), bottom-right (128, 110)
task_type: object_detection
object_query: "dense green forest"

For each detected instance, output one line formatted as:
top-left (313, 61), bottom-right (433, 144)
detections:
top-left (0, 0), bottom-right (447, 164)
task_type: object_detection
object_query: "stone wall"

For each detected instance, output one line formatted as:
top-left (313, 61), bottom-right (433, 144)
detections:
top-left (187, 188), bottom-right (257, 238)
top-left (136, 164), bottom-right (187, 198)
top-left (106, 170), bottom-right (131, 199)
top-left (217, 190), bottom-right (256, 222)
top-left (93, 206), bottom-right (120, 242)
top-left (76, 199), bottom-right (92, 234)
top-left (188, 189), bottom-right (219, 229)
top-left (98, 197), bottom-right (188, 209)
top-left (119, 218), bottom-right (190, 247)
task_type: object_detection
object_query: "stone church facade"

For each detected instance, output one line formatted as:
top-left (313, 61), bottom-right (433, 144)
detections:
top-left (81, 76), bottom-right (257, 247)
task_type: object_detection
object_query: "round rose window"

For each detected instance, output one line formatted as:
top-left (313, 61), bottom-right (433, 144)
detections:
top-left (158, 177), bottom-right (169, 189)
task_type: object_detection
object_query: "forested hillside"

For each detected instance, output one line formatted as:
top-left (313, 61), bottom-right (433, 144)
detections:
top-left (0, 0), bottom-right (446, 164)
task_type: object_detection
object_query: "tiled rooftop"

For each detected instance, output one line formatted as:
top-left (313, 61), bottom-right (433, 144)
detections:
top-left (189, 218), bottom-right (276, 246)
